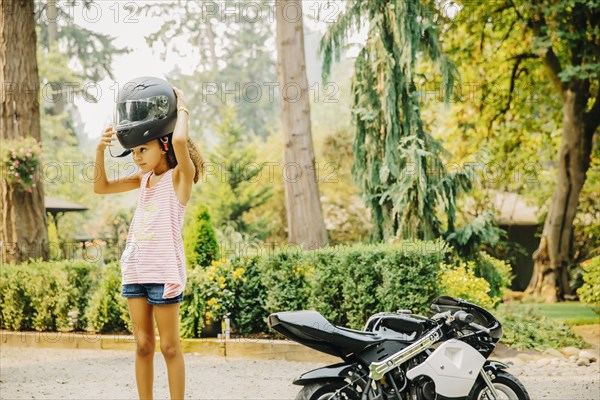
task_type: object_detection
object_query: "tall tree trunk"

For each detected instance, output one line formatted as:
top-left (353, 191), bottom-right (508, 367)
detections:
top-left (526, 89), bottom-right (594, 302)
top-left (275, 0), bottom-right (328, 250)
top-left (1, 0), bottom-right (50, 263)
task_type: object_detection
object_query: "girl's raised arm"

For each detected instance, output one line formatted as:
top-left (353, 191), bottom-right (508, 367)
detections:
top-left (171, 87), bottom-right (195, 183)
top-left (94, 126), bottom-right (142, 194)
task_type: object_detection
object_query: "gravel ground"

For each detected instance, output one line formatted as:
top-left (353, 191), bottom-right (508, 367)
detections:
top-left (1, 346), bottom-right (599, 400)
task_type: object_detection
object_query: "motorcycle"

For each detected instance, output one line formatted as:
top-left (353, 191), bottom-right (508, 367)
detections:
top-left (268, 296), bottom-right (529, 400)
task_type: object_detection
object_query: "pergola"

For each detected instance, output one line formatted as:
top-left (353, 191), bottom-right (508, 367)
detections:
top-left (45, 196), bottom-right (88, 240)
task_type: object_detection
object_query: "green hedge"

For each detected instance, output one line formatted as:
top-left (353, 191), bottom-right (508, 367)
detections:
top-left (1, 241), bottom-right (447, 335)
top-left (178, 241), bottom-right (448, 337)
top-left (250, 240), bottom-right (448, 331)
top-left (7, 240), bottom-right (559, 347)
top-left (0, 260), bottom-right (100, 331)
top-left (84, 262), bottom-right (131, 334)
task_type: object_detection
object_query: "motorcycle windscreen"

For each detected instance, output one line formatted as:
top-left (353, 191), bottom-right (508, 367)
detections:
top-left (431, 296), bottom-right (502, 340)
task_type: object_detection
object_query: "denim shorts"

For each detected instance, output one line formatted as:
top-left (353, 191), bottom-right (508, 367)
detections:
top-left (121, 283), bottom-right (184, 306)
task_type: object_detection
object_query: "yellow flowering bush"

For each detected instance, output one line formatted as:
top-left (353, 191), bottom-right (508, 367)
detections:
top-left (201, 258), bottom-right (247, 323)
top-left (439, 261), bottom-right (496, 309)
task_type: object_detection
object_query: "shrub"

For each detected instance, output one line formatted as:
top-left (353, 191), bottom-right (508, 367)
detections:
top-left (184, 204), bottom-right (220, 268)
top-left (474, 252), bottom-right (512, 299)
top-left (178, 241), bottom-right (447, 336)
top-left (180, 267), bottom-right (207, 338)
top-left (1, 241), bottom-right (521, 345)
top-left (439, 261), bottom-right (496, 309)
top-left (376, 241), bottom-right (447, 317)
top-left (577, 256), bottom-right (600, 314)
top-left (497, 304), bottom-right (586, 350)
top-left (84, 262), bottom-right (131, 334)
top-left (202, 258), bottom-right (243, 323)
top-left (307, 250), bottom-right (348, 326)
top-left (268, 241), bottom-right (447, 330)
top-left (0, 264), bottom-right (35, 330)
top-left (444, 251), bottom-right (512, 305)
top-left (260, 249), bottom-right (314, 316)
top-left (230, 256), bottom-right (268, 334)
top-left (0, 260), bottom-right (99, 331)
top-left (65, 261), bottom-right (100, 330)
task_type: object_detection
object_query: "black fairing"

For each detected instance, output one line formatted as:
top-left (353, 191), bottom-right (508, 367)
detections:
top-left (269, 310), bottom-right (400, 359)
top-left (356, 339), bottom-right (411, 364)
top-left (292, 362), bottom-right (360, 385)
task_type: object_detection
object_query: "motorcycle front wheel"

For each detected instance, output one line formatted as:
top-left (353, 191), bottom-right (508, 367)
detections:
top-left (296, 380), bottom-right (361, 400)
top-left (468, 371), bottom-right (530, 400)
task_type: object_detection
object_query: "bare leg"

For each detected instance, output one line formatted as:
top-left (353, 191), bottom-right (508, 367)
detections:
top-left (127, 298), bottom-right (156, 400)
top-left (154, 302), bottom-right (185, 400)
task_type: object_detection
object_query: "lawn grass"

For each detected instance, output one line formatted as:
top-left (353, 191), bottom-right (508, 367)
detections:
top-left (501, 302), bottom-right (599, 325)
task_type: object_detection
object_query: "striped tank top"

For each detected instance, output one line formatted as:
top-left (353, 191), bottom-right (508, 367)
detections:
top-left (120, 168), bottom-right (187, 299)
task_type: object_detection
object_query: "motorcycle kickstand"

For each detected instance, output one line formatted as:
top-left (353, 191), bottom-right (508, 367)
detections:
top-left (479, 369), bottom-right (500, 400)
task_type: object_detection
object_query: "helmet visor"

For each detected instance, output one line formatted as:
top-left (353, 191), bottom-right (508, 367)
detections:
top-left (114, 95), bottom-right (170, 127)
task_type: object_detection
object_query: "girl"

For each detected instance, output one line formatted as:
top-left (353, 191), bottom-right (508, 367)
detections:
top-left (94, 84), bottom-right (203, 400)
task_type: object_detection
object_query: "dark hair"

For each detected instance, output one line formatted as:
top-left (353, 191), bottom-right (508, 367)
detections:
top-left (158, 134), bottom-right (204, 183)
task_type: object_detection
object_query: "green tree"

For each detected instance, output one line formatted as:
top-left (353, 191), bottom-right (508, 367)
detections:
top-left (36, 0), bottom-right (129, 81)
top-left (143, 0), bottom-right (278, 139)
top-left (184, 205), bottom-right (219, 268)
top-left (434, 0), bottom-right (599, 301)
top-left (199, 105), bottom-right (274, 242)
top-left (36, 1), bottom-right (129, 147)
top-left (320, 0), bottom-right (471, 242)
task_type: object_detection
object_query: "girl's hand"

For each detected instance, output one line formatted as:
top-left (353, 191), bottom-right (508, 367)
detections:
top-left (173, 86), bottom-right (187, 109)
top-left (97, 125), bottom-right (117, 152)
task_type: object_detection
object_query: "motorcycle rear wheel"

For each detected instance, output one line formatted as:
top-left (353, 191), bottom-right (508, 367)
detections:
top-left (468, 371), bottom-right (530, 400)
top-left (295, 380), bottom-right (361, 400)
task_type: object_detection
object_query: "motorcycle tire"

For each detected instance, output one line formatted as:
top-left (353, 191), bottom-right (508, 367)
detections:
top-left (468, 370), bottom-right (530, 400)
top-left (295, 380), bottom-right (361, 400)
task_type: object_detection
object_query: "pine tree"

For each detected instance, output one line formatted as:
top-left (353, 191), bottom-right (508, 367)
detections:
top-left (321, 0), bottom-right (471, 242)
top-left (200, 105), bottom-right (274, 241)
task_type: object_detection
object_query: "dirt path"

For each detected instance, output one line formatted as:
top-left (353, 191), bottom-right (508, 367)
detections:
top-left (1, 346), bottom-right (598, 399)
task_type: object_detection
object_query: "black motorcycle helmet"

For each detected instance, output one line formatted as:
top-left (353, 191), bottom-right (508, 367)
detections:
top-left (112, 76), bottom-right (177, 157)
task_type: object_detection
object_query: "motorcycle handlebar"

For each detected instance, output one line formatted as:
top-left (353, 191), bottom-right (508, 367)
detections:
top-left (432, 309), bottom-right (492, 333)
top-left (453, 311), bottom-right (491, 333)
top-left (431, 309), bottom-right (493, 333)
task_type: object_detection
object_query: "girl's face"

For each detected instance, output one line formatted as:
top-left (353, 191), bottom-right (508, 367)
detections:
top-left (131, 140), bottom-right (166, 172)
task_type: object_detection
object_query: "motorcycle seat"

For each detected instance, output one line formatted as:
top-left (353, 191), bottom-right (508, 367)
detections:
top-left (269, 310), bottom-right (391, 357)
